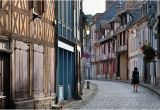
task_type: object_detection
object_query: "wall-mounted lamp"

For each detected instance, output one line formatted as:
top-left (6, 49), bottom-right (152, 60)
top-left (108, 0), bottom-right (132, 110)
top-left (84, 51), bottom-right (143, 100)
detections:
top-left (52, 20), bottom-right (57, 26)
top-left (86, 30), bottom-right (90, 35)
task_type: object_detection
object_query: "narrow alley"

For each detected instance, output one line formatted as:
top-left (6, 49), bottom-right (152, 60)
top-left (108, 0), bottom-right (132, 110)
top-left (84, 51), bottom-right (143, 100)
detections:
top-left (77, 80), bottom-right (160, 109)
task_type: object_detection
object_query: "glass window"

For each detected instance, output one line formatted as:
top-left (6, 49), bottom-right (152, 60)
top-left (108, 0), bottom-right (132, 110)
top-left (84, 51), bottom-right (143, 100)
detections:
top-left (60, 1), bottom-right (62, 19)
top-left (64, 1), bottom-right (66, 23)
top-left (33, 1), bottom-right (45, 15)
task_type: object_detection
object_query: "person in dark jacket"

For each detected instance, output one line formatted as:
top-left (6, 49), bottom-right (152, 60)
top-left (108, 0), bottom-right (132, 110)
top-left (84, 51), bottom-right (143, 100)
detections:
top-left (132, 67), bottom-right (139, 92)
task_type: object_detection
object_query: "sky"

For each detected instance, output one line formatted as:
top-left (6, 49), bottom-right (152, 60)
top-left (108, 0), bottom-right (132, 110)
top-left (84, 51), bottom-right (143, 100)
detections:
top-left (83, 0), bottom-right (106, 15)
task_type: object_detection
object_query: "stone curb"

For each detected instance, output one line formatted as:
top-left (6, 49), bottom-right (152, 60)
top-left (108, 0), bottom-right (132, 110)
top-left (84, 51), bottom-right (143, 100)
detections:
top-left (62, 82), bottom-right (98, 109)
top-left (139, 84), bottom-right (160, 96)
top-left (106, 79), bottom-right (160, 96)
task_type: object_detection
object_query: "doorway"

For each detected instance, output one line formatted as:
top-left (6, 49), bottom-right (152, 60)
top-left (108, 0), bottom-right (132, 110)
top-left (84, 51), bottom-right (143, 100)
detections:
top-left (0, 53), bottom-right (10, 108)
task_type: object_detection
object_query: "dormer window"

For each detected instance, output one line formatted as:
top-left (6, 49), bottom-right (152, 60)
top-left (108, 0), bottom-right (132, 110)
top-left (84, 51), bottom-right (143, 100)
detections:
top-left (121, 15), bottom-right (127, 26)
top-left (111, 22), bottom-right (114, 30)
top-left (140, 2), bottom-right (147, 17)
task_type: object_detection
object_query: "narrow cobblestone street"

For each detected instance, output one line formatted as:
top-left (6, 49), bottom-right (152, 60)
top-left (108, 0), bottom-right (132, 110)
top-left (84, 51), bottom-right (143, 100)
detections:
top-left (78, 80), bottom-right (160, 109)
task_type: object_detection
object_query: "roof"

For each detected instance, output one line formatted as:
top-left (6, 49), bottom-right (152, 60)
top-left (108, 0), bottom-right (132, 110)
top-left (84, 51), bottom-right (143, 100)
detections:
top-left (95, 1), bottom-right (125, 31)
top-left (109, 16), bottom-right (121, 23)
top-left (100, 20), bottom-right (111, 29)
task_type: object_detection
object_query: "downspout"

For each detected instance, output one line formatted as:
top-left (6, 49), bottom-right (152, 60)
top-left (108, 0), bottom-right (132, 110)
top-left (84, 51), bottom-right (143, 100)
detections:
top-left (9, 0), bottom-right (13, 107)
top-left (126, 30), bottom-right (129, 80)
top-left (153, 16), bottom-right (159, 86)
top-left (72, 1), bottom-right (78, 99)
top-left (54, 0), bottom-right (58, 104)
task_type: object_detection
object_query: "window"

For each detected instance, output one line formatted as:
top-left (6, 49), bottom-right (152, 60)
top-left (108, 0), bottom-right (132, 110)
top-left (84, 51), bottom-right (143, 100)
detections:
top-left (120, 33), bottom-right (122, 45)
top-left (0, 1), bottom-right (2, 8)
top-left (34, 1), bottom-right (45, 15)
top-left (123, 31), bottom-right (125, 45)
top-left (112, 41), bottom-right (115, 52)
top-left (131, 39), bottom-right (132, 51)
top-left (28, 1), bottom-right (46, 15)
top-left (104, 44), bottom-right (105, 54)
top-left (28, 1), bottom-right (34, 10)
top-left (111, 22), bottom-right (114, 30)
top-left (108, 42), bottom-right (110, 53)
top-left (121, 16), bottom-right (126, 26)
top-left (150, 29), bottom-right (153, 46)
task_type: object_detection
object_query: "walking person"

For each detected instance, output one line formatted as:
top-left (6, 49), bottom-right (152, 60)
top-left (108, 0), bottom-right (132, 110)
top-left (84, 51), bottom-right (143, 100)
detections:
top-left (131, 67), bottom-right (139, 92)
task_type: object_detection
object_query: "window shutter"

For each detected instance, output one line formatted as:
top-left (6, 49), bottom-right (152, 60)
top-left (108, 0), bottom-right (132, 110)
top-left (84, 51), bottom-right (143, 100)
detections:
top-left (28, 1), bottom-right (33, 10)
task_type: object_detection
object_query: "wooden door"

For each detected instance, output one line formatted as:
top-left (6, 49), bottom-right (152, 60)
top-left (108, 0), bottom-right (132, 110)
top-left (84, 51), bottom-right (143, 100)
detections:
top-left (0, 53), bottom-right (10, 108)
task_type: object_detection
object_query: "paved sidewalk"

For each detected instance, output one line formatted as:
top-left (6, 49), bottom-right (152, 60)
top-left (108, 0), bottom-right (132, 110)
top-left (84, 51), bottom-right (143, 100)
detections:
top-left (62, 81), bottom-right (98, 109)
top-left (140, 83), bottom-right (160, 96)
top-left (109, 79), bottom-right (160, 96)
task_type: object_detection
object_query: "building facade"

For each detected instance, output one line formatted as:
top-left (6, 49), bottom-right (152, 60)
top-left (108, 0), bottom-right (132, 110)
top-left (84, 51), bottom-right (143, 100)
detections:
top-left (89, 0), bottom-right (160, 85)
top-left (0, 0), bottom-right (55, 109)
top-left (90, 1), bottom-right (125, 80)
top-left (128, 1), bottom-right (158, 83)
top-left (55, 0), bottom-right (83, 103)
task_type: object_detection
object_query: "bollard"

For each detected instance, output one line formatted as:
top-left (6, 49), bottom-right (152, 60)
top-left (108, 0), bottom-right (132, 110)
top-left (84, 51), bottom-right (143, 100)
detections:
top-left (87, 81), bottom-right (90, 89)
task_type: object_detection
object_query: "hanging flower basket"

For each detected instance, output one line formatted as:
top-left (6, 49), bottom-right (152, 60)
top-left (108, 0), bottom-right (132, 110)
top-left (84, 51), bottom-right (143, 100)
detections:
top-left (141, 44), bottom-right (156, 61)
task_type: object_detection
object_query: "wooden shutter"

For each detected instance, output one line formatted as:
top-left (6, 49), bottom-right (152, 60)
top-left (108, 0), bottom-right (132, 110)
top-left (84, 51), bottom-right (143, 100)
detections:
top-left (15, 41), bottom-right (29, 99)
top-left (33, 44), bottom-right (44, 97)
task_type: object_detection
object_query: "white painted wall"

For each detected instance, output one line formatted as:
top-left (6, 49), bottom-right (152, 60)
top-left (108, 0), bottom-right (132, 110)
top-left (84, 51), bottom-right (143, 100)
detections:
top-left (128, 21), bottom-right (148, 81)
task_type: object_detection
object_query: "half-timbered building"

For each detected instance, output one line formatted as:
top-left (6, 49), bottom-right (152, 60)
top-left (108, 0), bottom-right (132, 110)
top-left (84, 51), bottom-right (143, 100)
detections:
top-left (0, 0), bottom-right (55, 108)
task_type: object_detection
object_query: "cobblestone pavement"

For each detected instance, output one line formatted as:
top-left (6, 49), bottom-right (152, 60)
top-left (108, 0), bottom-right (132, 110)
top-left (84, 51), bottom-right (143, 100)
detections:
top-left (62, 81), bottom-right (97, 109)
top-left (78, 80), bottom-right (160, 109)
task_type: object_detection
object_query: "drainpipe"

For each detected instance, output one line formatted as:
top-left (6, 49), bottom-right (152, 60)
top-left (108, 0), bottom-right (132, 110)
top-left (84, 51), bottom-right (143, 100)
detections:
top-left (9, 0), bottom-right (13, 107)
top-left (153, 17), bottom-right (159, 86)
top-left (126, 30), bottom-right (129, 80)
top-left (54, 0), bottom-right (58, 104)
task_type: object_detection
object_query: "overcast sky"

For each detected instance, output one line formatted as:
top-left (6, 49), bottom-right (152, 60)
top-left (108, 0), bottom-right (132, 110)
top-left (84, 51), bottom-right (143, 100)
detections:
top-left (83, 0), bottom-right (106, 15)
